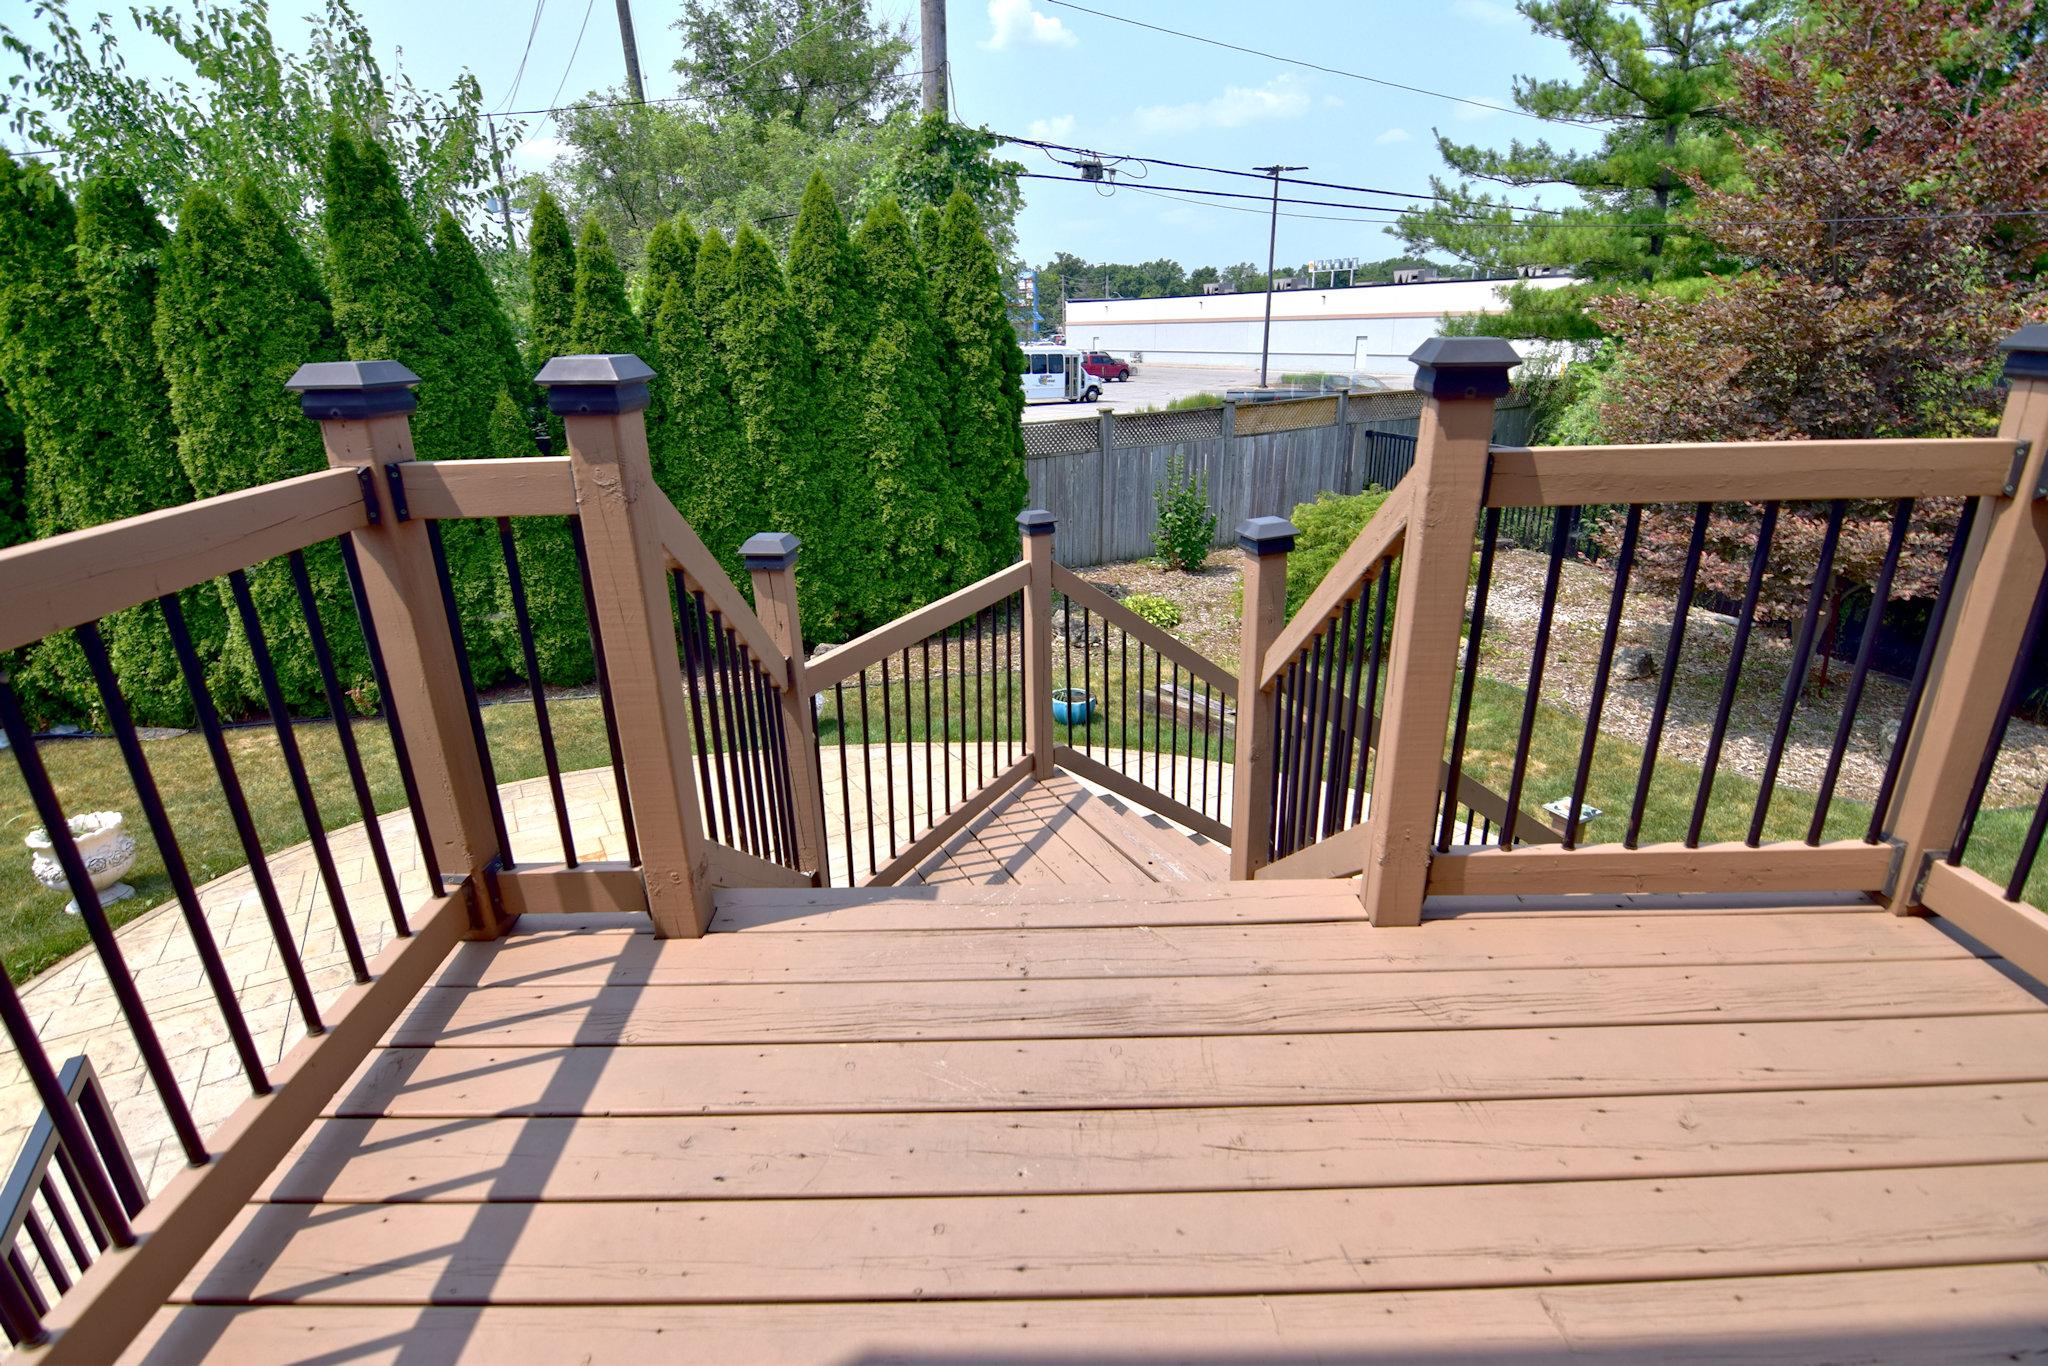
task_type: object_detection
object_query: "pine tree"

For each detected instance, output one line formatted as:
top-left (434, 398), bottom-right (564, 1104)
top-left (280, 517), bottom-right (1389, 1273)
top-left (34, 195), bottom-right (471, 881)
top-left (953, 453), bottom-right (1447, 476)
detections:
top-left (652, 274), bottom-right (753, 594)
top-left (853, 197), bottom-right (968, 619)
top-left (722, 226), bottom-right (818, 585)
top-left (526, 190), bottom-right (579, 373)
top-left (784, 173), bottom-right (873, 637)
top-left (643, 215), bottom-right (699, 317)
top-left (931, 190), bottom-right (1028, 580)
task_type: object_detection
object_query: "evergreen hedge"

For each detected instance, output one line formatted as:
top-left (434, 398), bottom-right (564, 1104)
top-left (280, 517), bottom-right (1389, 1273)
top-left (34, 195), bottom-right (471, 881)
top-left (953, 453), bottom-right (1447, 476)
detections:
top-left (722, 226), bottom-right (814, 589)
top-left (652, 229), bottom-right (752, 595)
top-left (931, 190), bottom-right (1029, 580)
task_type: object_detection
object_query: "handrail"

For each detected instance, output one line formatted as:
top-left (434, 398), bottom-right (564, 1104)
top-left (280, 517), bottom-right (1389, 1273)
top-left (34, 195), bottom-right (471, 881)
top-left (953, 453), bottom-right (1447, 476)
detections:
top-left (399, 457), bottom-right (576, 519)
top-left (1049, 565), bottom-right (1237, 698)
top-left (0, 467), bottom-right (369, 653)
top-left (1259, 478), bottom-right (1413, 689)
top-left (652, 494), bottom-right (791, 687)
top-left (809, 561), bottom-right (1031, 687)
top-left (1485, 436), bottom-right (2019, 508)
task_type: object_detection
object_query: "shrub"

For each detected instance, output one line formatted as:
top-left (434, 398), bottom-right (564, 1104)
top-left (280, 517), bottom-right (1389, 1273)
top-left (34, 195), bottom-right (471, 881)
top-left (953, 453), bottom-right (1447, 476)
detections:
top-left (1124, 593), bottom-right (1180, 630)
top-left (1151, 452), bottom-right (1216, 571)
top-left (1285, 487), bottom-right (1392, 620)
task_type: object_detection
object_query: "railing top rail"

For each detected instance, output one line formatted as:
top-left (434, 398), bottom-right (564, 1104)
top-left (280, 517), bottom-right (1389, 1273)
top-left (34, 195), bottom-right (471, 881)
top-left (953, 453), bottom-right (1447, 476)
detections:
top-left (0, 467), bottom-right (369, 654)
top-left (1258, 478), bottom-right (1414, 689)
top-left (652, 495), bottom-right (791, 686)
top-left (1485, 436), bottom-right (2022, 508)
top-left (808, 561), bottom-right (1030, 687)
top-left (1048, 564), bottom-right (1238, 699)
top-left (399, 457), bottom-right (576, 520)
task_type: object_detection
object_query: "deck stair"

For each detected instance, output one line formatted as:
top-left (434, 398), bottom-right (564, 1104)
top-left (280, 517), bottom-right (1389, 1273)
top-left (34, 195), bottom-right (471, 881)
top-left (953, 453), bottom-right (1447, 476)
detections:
top-left (126, 873), bottom-right (2048, 1362)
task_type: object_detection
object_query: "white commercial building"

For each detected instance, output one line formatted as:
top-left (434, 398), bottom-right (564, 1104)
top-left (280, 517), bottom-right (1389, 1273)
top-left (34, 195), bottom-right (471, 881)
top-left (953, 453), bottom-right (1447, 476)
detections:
top-left (1062, 274), bottom-right (1577, 382)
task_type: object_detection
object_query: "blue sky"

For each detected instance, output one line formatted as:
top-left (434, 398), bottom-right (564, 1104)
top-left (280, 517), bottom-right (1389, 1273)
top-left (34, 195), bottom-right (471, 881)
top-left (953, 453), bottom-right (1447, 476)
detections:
top-left (7, 0), bottom-right (1606, 270)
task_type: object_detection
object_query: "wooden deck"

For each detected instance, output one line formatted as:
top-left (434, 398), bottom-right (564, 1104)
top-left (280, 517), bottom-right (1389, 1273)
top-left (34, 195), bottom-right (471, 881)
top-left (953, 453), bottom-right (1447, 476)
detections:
top-left (908, 771), bottom-right (1229, 886)
top-left (120, 869), bottom-right (2048, 1363)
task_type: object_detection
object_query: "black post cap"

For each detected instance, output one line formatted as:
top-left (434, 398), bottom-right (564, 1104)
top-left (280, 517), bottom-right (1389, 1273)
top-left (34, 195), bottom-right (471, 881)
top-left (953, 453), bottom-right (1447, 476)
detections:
top-left (1237, 516), bottom-right (1299, 555)
top-left (2000, 325), bottom-right (2048, 383)
top-left (740, 531), bottom-right (802, 572)
top-left (533, 354), bottom-right (656, 415)
top-left (284, 360), bottom-right (421, 421)
top-left (1017, 509), bottom-right (1057, 537)
top-left (1410, 336), bottom-right (1520, 401)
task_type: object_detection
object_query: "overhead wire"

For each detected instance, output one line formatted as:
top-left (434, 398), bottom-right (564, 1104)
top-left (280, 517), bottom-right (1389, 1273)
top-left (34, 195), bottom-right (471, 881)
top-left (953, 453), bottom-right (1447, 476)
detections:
top-left (497, 0), bottom-right (549, 114)
top-left (547, 0), bottom-right (601, 114)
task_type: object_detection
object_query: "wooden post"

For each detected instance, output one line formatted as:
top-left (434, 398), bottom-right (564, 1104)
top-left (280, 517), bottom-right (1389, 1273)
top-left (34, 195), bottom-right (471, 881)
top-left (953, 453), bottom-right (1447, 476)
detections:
top-left (743, 531), bottom-right (828, 882)
top-left (1358, 338), bottom-right (1517, 926)
top-left (1221, 397), bottom-right (1237, 442)
top-left (1882, 326), bottom-right (2048, 912)
top-left (537, 355), bottom-right (715, 937)
top-left (1020, 509), bottom-right (1058, 779)
top-left (287, 361), bottom-right (509, 938)
top-left (1229, 516), bottom-right (1297, 880)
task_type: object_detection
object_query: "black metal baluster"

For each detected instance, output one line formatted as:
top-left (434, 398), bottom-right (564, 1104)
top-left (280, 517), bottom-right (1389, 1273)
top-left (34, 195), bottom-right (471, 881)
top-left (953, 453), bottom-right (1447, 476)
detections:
top-left (1748, 501), bottom-right (1846, 846)
top-left (923, 638), bottom-right (936, 822)
top-left (709, 610), bottom-right (761, 857)
top-left (673, 585), bottom-right (726, 845)
top-left (2003, 768), bottom-right (2048, 900)
top-left (734, 642), bottom-right (774, 859)
top-left (857, 673), bottom-right (878, 877)
top-left (74, 623), bottom-right (269, 1093)
top-left (1322, 599), bottom-right (1357, 840)
top-left (902, 646), bottom-right (918, 839)
top-left (7, 1253), bottom-right (44, 1318)
top-left (880, 659), bottom-right (899, 857)
top-left (1006, 594), bottom-right (1018, 767)
top-left (1687, 502), bottom-right (1781, 847)
top-left (940, 630), bottom-right (954, 814)
top-left (570, 518), bottom-right (637, 865)
top-left (1625, 503), bottom-right (1711, 849)
top-left (156, 594), bottom-right (324, 1033)
top-left (1501, 509), bottom-right (1578, 849)
top-left (1294, 635), bottom-right (1329, 849)
top-left (974, 610), bottom-right (986, 788)
top-left (749, 656), bottom-right (790, 864)
top-left (0, 679), bottom-right (206, 1165)
top-left (1810, 500), bottom-right (1914, 843)
top-left (1948, 567), bottom-right (2048, 866)
top-left (1351, 566), bottom-right (1390, 825)
top-left (0, 968), bottom-right (131, 1255)
top-left (38, 1177), bottom-right (87, 1272)
top-left (226, 569), bottom-right (369, 982)
top-left (1062, 594), bottom-right (1074, 754)
top-left (1082, 608), bottom-right (1094, 763)
top-left (23, 1212), bottom-right (66, 1294)
top-left (1868, 499), bottom-right (1980, 841)
top-left (765, 675), bottom-right (801, 865)
top-left (831, 682), bottom-right (854, 883)
top-left (338, 535), bottom-right (444, 893)
top-left (1120, 629), bottom-right (1130, 777)
top-left (424, 522), bottom-right (513, 868)
top-left (284, 553), bottom-right (408, 934)
top-left (497, 519), bottom-right (577, 867)
top-left (1340, 580), bottom-right (1375, 828)
top-left (1440, 510), bottom-right (1500, 850)
top-left (1268, 666), bottom-right (1292, 858)
top-left (1563, 505), bottom-right (1641, 848)
top-left (685, 590), bottom-right (738, 847)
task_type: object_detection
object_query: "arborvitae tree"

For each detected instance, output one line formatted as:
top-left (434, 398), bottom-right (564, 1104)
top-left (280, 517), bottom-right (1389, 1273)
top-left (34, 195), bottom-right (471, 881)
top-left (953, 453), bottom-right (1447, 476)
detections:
top-left (784, 173), bottom-right (874, 637)
top-left (568, 220), bottom-right (648, 357)
top-left (492, 386), bottom-right (591, 683)
top-left (653, 273), bottom-right (753, 593)
top-left (853, 197), bottom-right (969, 618)
top-left (694, 227), bottom-right (737, 361)
top-left (915, 203), bottom-right (943, 264)
top-left (0, 390), bottom-right (25, 549)
top-left (433, 208), bottom-right (526, 413)
top-left (723, 225), bottom-right (820, 590)
top-left (931, 190), bottom-right (1028, 580)
top-left (156, 179), bottom-right (354, 713)
top-left (643, 215), bottom-right (699, 317)
top-left (527, 190), bottom-right (578, 373)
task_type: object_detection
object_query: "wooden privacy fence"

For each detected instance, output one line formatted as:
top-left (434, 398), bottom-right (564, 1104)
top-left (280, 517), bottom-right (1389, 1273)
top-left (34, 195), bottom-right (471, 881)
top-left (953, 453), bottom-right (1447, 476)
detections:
top-left (1024, 390), bottom-right (1532, 568)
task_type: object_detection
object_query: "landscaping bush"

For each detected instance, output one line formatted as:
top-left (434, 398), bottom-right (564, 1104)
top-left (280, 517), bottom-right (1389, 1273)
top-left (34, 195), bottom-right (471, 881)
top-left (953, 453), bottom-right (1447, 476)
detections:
top-left (1151, 452), bottom-right (1216, 571)
top-left (1124, 594), bottom-right (1181, 630)
top-left (1285, 487), bottom-right (1393, 620)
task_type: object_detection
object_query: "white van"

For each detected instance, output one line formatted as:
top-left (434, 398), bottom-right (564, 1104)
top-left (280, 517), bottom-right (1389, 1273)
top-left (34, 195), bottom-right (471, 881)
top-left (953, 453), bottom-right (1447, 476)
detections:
top-left (1021, 346), bottom-right (1103, 405)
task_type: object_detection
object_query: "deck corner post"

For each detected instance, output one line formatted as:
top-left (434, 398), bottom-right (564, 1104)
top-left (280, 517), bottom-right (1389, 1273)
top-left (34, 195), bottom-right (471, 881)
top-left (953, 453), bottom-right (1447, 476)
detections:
top-left (744, 531), bottom-right (829, 883)
top-left (537, 354), bottom-right (715, 937)
top-left (287, 360), bottom-right (509, 937)
top-left (1879, 325), bottom-right (2048, 914)
top-left (1358, 337), bottom-right (1515, 926)
top-left (1230, 516), bottom-right (1297, 879)
top-left (1020, 509), bottom-right (1058, 778)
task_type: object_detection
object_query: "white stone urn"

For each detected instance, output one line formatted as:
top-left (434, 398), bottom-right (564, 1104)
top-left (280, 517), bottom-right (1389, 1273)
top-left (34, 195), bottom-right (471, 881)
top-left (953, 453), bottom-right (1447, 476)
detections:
top-left (25, 811), bottom-right (137, 916)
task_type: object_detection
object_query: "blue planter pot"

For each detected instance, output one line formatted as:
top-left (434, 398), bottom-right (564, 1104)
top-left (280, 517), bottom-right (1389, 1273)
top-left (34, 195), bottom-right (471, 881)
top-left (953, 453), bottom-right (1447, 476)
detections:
top-left (1052, 688), bottom-right (1096, 727)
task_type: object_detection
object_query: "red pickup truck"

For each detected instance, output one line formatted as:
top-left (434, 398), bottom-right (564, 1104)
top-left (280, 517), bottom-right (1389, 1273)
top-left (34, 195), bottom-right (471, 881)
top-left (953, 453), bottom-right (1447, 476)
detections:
top-left (1081, 352), bottom-right (1132, 382)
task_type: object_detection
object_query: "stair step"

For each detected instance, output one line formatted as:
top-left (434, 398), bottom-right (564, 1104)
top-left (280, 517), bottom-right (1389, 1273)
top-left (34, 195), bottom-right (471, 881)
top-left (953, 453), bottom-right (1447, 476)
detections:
top-left (710, 879), bottom-right (1358, 933)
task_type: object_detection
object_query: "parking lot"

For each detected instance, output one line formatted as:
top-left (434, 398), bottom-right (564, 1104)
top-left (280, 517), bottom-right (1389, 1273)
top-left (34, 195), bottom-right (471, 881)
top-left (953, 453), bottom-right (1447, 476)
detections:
top-left (1020, 362), bottom-right (1264, 422)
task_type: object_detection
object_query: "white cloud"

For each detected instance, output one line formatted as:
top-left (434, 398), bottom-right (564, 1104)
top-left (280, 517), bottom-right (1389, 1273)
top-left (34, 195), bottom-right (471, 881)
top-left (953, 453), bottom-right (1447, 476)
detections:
top-left (984, 0), bottom-right (1077, 49)
top-left (1452, 96), bottom-right (1513, 121)
top-left (1029, 114), bottom-right (1076, 140)
top-left (1373, 127), bottom-right (1414, 145)
top-left (1452, 0), bottom-right (1520, 25)
top-left (1133, 76), bottom-right (1312, 135)
top-left (511, 136), bottom-right (571, 164)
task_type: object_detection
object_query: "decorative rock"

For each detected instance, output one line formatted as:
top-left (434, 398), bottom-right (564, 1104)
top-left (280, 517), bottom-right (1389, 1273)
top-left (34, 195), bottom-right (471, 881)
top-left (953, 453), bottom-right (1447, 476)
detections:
top-left (26, 811), bottom-right (138, 916)
top-left (1615, 646), bottom-right (1658, 682)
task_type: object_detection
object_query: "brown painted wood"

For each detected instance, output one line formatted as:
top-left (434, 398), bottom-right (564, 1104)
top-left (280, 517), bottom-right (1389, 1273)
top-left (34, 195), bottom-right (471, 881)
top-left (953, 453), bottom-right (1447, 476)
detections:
top-left (180, 1162), bottom-right (2048, 1304)
top-left (705, 880), bottom-right (1390, 932)
top-left (565, 412), bottom-right (715, 936)
top-left (1228, 532), bottom-right (1290, 878)
top-left (747, 557), bottom-right (829, 879)
top-left (1260, 479), bottom-right (1412, 688)
top-left (954, 777), bottom-right (1113, 885)
top-left (805, 562), bottom-right (1029, 687)
top-left (398, 458), bottom-right (576, 519)
top-left (985, 775), bottom-right (1157, 883)
top-left (1486, 437), bottom-right (2018, 506)
top-left (385, 957), bottom-right (2038, 1049)
top-left (122, 1263), bottom-right (2048, 1366)
top-left (1362, 392), bottom-right (1498, 926)
top-left (1064, 778), bottom-right (1230, 880)
top-left (650, 495), bottom-right (789, 680)
top-left (1023, 523), bottom-right (1057, 778)
top-left (436, 911), bottom-right (1982, 989)
top-left (1428, 840), bottom-right (1896, 897)
top-left (1920, 859), bottom-right (2048, 986)
top-left (339, 1010), bottom-right (2048, 1120)
top-left (0, 467), bottom-right (370, 652)
top-left (862, 756), bottom-right (1033, 887)
top-left (1053, 746), bottom-right (1233, 845)
top-left (17, 888), bottom-right (469, 1366)
top-left (493, 863), bottom-right (647, 916)
top-left (1049, 564), bottom-right (1238, 696)
top-left (704, 841), bottom-right (812, 889)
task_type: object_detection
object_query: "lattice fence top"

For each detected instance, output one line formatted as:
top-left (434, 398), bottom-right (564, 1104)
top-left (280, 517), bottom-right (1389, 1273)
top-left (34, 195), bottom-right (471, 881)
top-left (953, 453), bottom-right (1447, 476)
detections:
top-left (1113, 408), bottom-right (1223, 447)
top-left (1024, 417), bottom-right (1102, 458)
top-left (1236, 394), bottom-right (1341, 436)
top-left (1345, 390), bottom-right (1426, 424)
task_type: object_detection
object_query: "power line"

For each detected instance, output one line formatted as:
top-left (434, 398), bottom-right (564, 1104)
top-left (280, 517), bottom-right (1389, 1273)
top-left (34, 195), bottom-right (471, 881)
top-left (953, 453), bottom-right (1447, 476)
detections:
top-left (549, 0), bottom-right (601, 113)
top-left (498, 0), bottom-right (549, 114)
top-left (1035, 0), bottom-right (1557, 125)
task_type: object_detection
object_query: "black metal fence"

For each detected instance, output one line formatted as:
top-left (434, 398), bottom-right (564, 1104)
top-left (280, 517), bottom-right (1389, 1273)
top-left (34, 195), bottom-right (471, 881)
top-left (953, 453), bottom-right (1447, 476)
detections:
top-left (673, 580), bottom-right (802, 872)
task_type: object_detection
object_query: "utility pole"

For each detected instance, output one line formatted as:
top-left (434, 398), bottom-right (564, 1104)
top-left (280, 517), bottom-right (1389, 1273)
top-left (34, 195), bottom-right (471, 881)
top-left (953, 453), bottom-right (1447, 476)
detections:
top-left (616, 0), bottom-right (646, 102)
top-left (921, 0), bottom-right (948, 116)
top-left (1255, 164), bottom-right (1306, 389)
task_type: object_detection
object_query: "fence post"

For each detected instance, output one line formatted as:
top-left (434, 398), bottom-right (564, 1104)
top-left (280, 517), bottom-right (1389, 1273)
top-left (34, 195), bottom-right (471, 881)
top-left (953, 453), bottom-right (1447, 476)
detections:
top-left (1221, 398), bottom-right (1237, 442)
top-left (288, 361), bottom-right (508, 938)
top-left (1358, 338), bottom-right (1517, 927)
top-left (1097, 407), bottom-right (1115, 460)
top-left (743, 531), bottom-right (829, 883)
top-left (1229, 516), bottom-right (1297, 879)
top-left (1020, 509), bottom-right (1058, 779)
top-left (1881, 326), bottom-right (2048, 912)
top-left (537, 355), bottom-right (715, 937)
